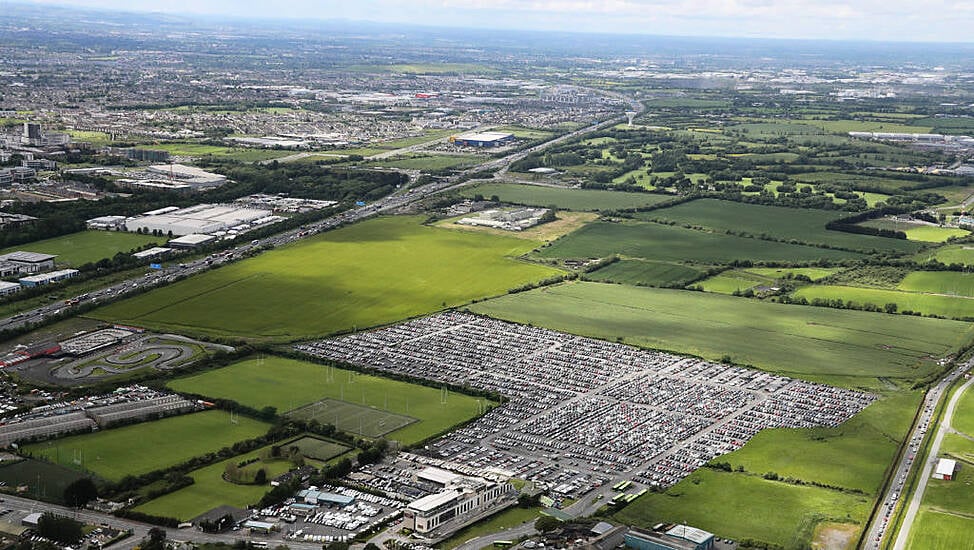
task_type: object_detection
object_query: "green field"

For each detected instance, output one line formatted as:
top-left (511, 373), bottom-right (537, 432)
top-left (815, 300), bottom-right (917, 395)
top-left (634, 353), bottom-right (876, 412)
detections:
top-left (918, 244), bottom-right (974, 265)
top-left (461, 183), bottom-right (674, 211)
top-left (90, 216), bottom-right (561, 341)
top-left (468, 282), bottom-right (972, 384)
top-left (953, 387), bottom-right (974, 437)
top-left (167, 356), bottom-right (491, 445)
top-left (720, 391), bottom-right (921, 494)
top-left (285, 436), bottom-right (351, 462)
top-left (697, 271), bottom-right (771, 294)
top-left (288, 399), bottom-right (416, 438)
top-left (24, 411), bottom-right (270, 481)
top-left (898, 271), bottom-right (974, 297)
top-left (438, 506), bottom-right (542, 549)
top-left (860, 220), bottom-right (969, 242)
top-left (747, 267), bottom-right (840, 281)
top-left (1, 231), bottom-right (161, 267)
top-left (363, 154), bottom-right (481, 171)
top-left (534, 221), bottom-right (863, 265)
top-left (641, 199), bottom-right (921, 252)
top-left (146, 143), bottom-right (291, 162)
top-left (584, 259), bottom-right (706, 287)
top-left (133, 441), bottom-right (315, 521)
top-left (0, 459), bottom-right (87, 503)
top-left (906, 509), bottom-right (974, 550)
top-left (613, 468), bottom-right (871, 548)
top-left (793, 285), bottom-right (974, 319)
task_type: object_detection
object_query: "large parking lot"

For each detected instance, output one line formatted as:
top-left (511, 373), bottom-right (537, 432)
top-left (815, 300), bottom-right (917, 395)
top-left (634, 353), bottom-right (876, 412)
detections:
top-left (297, 312), bottom-right (875, 496)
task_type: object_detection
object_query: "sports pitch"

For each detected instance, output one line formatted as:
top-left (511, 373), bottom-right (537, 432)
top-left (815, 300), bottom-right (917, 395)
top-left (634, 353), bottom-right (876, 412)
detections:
top-left (24, 410), bottom-right (270, 481)
top-left (89, 216), bottom-right (561, 341)
top-left (287, 398), bottom-right (416, 438)
top-left (167, 356), bottom-right (492, 445)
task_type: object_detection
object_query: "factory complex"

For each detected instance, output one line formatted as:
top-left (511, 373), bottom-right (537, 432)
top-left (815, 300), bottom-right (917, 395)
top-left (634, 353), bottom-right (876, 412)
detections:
top-left (89, 203), bottom-right (285, 246)
top-left (449, 131), bottom-right (516, 147)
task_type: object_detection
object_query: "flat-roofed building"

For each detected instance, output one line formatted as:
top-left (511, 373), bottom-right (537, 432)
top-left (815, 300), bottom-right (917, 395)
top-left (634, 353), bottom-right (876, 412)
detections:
top-left (0, 281), bottom-right (21, 296)
top-left (934, 458), bottom-right (957, 481)
top-left (404, 475), bottom-right (515, 537)
top-left (625, 525), bottom-right (714, 550)
top-left (0, 251), bottom-right (56, 274)
top-left (449, 131), bottom-right (515, 147)
top-left (18, 268), bottom-right (79, 287)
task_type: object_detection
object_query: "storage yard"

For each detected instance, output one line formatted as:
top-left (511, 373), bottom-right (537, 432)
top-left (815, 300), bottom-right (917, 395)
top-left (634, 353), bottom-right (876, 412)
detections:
top-left (297, 312), bottom-right (875, 496)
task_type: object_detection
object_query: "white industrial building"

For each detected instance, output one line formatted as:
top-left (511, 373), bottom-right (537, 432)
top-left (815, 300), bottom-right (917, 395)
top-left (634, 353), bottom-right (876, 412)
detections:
top-left (0, 251), bottom-right (57, 276)
top-left (146, 164), bottom-right (227, 187)
top-left (404, 474), bottom-right (515, 536)
top-left (0, 281), bottom-right (21, 296)
top-left (934, 458), bottom-right (957, 481)
top-left (168, 234), bottom-right (218, 248)
top-left (126, 204), bottom-right (273, 236)
top-left (19, 268), bottom-right (79, 287)
top-left (86, 215), bottom-right (129, 231)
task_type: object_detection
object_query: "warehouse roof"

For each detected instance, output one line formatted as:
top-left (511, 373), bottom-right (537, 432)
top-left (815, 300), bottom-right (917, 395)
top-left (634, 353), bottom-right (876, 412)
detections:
top-left (408, 490), bottom-right (460, 513)
top-left (936, 458), bottom-right (957, 476)
top-left (454, 131), bottom-right (514, 142)
top-left (418, 466), bottom-right (462, 486)
top-left (0, 251), bottom-right (56, 263)
top-left (666, 525), bottom-right (714, 544)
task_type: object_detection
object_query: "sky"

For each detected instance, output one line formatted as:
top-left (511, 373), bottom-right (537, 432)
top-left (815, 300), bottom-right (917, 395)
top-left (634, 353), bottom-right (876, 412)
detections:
top-left (14, 0), bottom-right (974, 43)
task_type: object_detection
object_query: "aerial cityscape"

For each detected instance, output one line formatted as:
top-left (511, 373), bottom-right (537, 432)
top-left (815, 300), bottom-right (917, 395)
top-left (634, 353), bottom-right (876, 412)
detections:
top-left (1, 1), bottom-right (974, 550)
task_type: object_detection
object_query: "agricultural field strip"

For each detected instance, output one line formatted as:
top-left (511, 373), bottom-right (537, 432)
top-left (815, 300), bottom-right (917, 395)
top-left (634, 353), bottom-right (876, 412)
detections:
top-left (297, 312), bottom-right (873, 495)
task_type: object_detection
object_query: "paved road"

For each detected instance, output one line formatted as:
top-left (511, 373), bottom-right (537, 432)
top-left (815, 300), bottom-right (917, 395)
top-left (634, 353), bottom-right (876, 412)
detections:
top-left (0, 493), bottom-right (323, 550)
top-left (0, 107), bottom-right (631, 335)
top-left (891, 368), bottom-right (974, 550)
top-left (861, 360), bottom-right (973, 548)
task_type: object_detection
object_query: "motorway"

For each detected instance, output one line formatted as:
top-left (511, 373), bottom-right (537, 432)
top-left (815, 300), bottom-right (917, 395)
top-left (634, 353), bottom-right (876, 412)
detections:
top-left (0, 100), bottom-right (640, 545)
top-left (0, 106), bottom-right (635, 335)
top-left (890, 366), bottom-right (974, 549)
top-left (862, 360), bottom-right (973, 548)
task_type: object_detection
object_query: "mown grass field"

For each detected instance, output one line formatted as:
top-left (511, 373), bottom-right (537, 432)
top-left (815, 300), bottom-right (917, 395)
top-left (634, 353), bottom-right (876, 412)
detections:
top-left (362, 154), bottom-right (481, 171)
top-left (747, 267), bottom-right (840, 281)
top-left (0, 231), bottom-right (161, 267)
top-left (24, 411), bottom-right (270, 481)
top-left (0, 459), bottom-right (86, 504)
top-left (534, 221), bottom-right (863, 264)
top-left (905, 509), bottom-right (974, 550)
top-left (860, 220), bottom-right (970, 242)
top-left (286, 436), bottom-right (350, 462)
top-left (640, 199), bottom-right (922, 252)
top-left (898, 271), bottom-right (974, 296)
top-left (437, 506), bottom-right (542, 549)
top-left (917, 244), bottom-right (974, 265)
top-left (720, 391), bottom-right (921, 494)
top-left (90, 216), bottom-right (561, 341)
top-left (922, 434), bottom-right (974, 516)
top-left (792, 285), bottom-right (974, 319)
top-left (167, 356), bottom-right (492, 445)
top-left (133, 440), bottom-right (322, 521)
top-left (952, 387), bottom-right (974, 437)
top-left (613, 468), bottom-right (871, 548)
top-left (697, 271), bottom-right (771, 294)
top-left (468, 282), bottom-right (972, 385)
top-left (585, 259), bottom-right (706, 287)
top-left (460, 183), bottom-right (674, 211)
top-left (146, 142), bottom-right (292, 162)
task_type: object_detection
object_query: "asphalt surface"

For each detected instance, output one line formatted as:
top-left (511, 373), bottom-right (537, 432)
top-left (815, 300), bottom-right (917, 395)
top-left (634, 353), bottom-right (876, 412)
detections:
top-left (0, 100), bottom-right (641, 547)
top-left (0, 492), bottom-right (323, 550)
top-left (890, 368), bottom-right (974, 550)
top-left (863, 360), bottom-right (973, 548)
top-left (0, 108), bottom-right (634, 336)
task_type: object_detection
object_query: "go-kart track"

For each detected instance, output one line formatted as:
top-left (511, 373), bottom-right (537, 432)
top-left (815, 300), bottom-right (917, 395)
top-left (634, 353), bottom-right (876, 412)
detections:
top-left (1, 327), bottom-right (232, 386)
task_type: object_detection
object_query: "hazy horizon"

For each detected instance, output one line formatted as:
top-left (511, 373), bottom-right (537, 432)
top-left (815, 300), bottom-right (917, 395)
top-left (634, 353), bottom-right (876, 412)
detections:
top-left (8, 0), bottom-right (974, 44)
